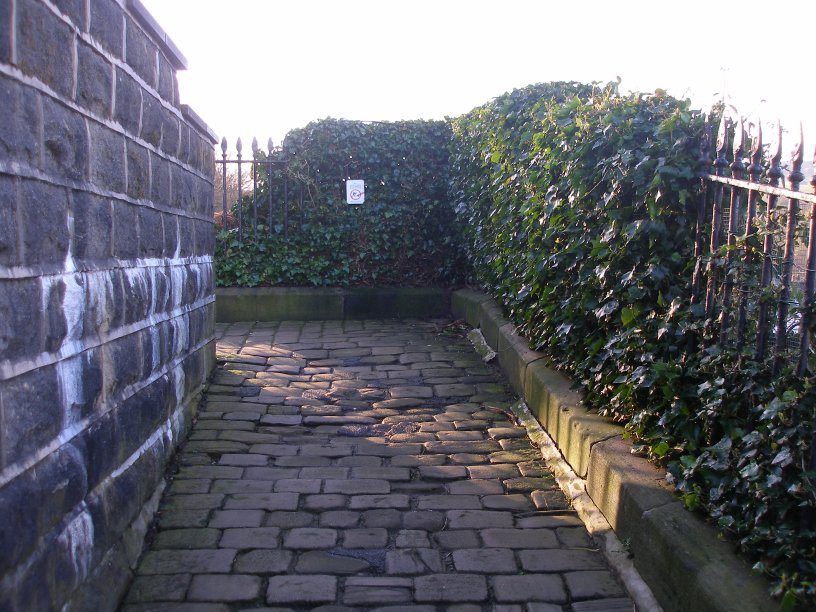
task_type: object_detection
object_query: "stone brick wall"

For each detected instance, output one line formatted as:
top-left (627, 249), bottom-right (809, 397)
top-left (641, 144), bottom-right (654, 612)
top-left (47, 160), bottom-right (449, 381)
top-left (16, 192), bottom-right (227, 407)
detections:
top-left (0, 1), bottom-right (216, 609)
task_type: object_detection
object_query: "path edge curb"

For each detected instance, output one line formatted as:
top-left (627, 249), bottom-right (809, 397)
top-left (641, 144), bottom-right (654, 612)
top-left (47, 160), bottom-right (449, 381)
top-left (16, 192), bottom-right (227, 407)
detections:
top-left (451, 289), bottom-right (778, 612)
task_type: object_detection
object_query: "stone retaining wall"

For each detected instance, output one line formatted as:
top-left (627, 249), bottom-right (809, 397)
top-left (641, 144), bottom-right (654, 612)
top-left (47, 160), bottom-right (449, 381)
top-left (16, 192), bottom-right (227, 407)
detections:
top-left (216, 287), bottom-right (452, 321)
top-left (0, 1), bottom-right (216, 608)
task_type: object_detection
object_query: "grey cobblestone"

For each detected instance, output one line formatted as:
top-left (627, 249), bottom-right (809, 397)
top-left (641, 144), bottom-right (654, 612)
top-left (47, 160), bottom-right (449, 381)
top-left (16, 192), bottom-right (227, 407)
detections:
top-left (123, 320), bottom-right (631, 608)
top-left (188, 574), bottom-right (261, 602)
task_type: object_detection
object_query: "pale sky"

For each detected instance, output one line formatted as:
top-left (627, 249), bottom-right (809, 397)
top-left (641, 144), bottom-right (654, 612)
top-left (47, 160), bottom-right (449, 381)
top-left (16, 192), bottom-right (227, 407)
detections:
top-left (142, 0), bottom-right (816, 158)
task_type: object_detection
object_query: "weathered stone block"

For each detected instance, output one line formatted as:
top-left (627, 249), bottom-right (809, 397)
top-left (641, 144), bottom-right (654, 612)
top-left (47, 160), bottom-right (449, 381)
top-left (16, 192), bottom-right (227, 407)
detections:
top-left (76, 412), bottom-right (120, 490)
top-left (492, 574), bottom-right (567, 603)
top-left (177, 122), bottom-right (191, 164)
top-left (72, 191), bottom-right (113, 263)
top-left (0, 444), bottom-right (87, 575)
top-left (477, 299), bottom-right (507, 350)
top-left (138, 549), bottom-right (237, 575)
top-left (150, 153), bottom-right (171, 207)
top-left (524, 360), bottom-right (583, 439)
top-left (0, 176), bottom-right (17, 266)
top-left (177, 216), bottom-right (195, 257)
top-left (157, 57), bottom-right (175, 106)
top-left (19, 179), bottom-right (70, 266)
top-left (632, 502), bottom-right (776, 612)
top-left (138, 206), bottom-right (164, 258)
top-left (89, 122), bottom-right (126, 193)
top-left (44, 279), bottom-right (68, 352)
top-left (64, 350), bottom-right (104, 423)
top-left (585, 436), bottom-right (675, 539)
top-left (195, 218), bottom-right (214, 258)
top-left (127, 141), bottom-right (150, 200)
top-left (266, 575), bottom-right (337, 605)
top-left (52, 0), bottom-right (86, 28)
top-left (110, 332), bottom-right (143, 392)
top-left (116, 377), bottom-right (171, 459)
top-left (141, 93), bottom-right (163, 148)
top-left (113, 201), bottom-right (139, 260)
top-left (89, 0), bottom-right (124, 58)
top-left (125, 17), bottom-right (157, 87)
top-left (497, 323), bottom-right (543, 396)
top-left (0, 1), bottom-right (11, 62)
top-left (414, 574), bottom-right (488, 603)
top-left (76, 41), bottom-right (113, 118)
top-left (115, 68), bottom-right (142, 135)
top-left (16, 0), bottom-right (74, 97)
top-left (125, 574), bottom-right (191, 602)
top-left (451, 289), bottom-right (491, 327)
top-left (0, 75), bottom-right (41, 169)
top-left (0, 278), bottom-right (43, 362)
top-left (0, 364), bottom-right (63, 467)
top-left (161, 108), bottom-right (180, 156)
top-left (86, 443), bottom-right (165, 562)
top-left (188, 574), bottom-right (261, 602)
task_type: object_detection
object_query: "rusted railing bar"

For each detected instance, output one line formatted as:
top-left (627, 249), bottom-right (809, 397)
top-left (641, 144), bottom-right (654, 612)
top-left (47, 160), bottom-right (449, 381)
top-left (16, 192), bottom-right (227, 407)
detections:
top-left (719, 120), bottom-right (745, 347)
top-left (756, 125), bottom-right (784, 362)
top-left (704, 117), bottom-right (730, 320)
top-left (298, 183), bottom-right (304, 226)
top-left (220, 137), bottom-right (228, 229)
top-left (736, 124), bottom-right (763, 352)
top-left (283, 177), bottom-right (289, 238)
top-left (236, 138), bottom-right (243, 243)
top-left (690, 119), bottom-right (712, 310)
top-left (799, 201), bottom-right (816, 377)
top-left (251, 138), bottom-right (259, 238)
top-left (703, 174), bottom-right (816, 205)
top-left (773, 125), bottom-right (805, 374)
top-left (216, 159), bottom-right (287, 166)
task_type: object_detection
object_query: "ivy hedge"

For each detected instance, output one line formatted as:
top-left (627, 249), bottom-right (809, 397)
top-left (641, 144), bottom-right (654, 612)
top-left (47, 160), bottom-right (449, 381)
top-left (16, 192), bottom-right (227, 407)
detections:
top-left (215, 118), bottom-right (466, 287)
top-left (450, 81), bottom-right (815, 608)
top-left (214, 83), bottom-right (815, 607)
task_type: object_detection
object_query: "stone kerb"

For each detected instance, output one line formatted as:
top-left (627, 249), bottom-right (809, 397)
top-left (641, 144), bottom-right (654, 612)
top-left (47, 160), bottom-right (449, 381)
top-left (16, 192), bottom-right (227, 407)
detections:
top-left (0, 0), bottom-right (217, 609)
top-left (451, 289), bottom-right (776, 612)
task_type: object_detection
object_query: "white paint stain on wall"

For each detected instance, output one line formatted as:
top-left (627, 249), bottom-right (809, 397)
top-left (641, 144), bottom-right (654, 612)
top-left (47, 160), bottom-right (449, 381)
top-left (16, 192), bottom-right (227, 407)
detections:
top-left (56, 509), bottom-right (95, 589)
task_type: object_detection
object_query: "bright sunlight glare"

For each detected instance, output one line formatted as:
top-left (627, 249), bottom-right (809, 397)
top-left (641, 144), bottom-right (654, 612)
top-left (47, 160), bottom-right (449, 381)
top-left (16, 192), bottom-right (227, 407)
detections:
top-left (141, 0), bottom-right (815, 157)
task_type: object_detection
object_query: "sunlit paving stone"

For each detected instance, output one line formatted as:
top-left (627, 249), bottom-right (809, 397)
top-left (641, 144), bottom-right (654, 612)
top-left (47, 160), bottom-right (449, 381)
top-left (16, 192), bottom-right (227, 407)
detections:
top-left (122, 319), bottom-right (634, 609)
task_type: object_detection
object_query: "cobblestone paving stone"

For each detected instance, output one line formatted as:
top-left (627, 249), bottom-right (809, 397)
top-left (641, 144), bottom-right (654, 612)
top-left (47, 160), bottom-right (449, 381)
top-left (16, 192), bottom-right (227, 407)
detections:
top-left (122, 319), bottom-right (634, 611)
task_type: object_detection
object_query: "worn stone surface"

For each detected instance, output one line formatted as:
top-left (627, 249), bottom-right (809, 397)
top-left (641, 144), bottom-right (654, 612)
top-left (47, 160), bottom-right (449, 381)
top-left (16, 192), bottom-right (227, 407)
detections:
top-left (0, 1), bottom-right (217, 609)
top-left (123, 320), bottom-right (631, 608)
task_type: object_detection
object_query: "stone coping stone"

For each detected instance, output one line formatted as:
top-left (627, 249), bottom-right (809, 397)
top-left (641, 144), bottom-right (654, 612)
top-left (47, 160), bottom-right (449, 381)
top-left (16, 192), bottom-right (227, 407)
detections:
top-left (216, 288), bottom-right (451, 321)
top-left (450, 289), bottom-right (776, 612)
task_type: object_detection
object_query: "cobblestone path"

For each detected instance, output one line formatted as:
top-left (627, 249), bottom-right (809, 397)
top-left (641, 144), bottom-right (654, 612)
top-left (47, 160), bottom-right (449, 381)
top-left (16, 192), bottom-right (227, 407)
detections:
top-left (121, 320), bottom-right (634, 611)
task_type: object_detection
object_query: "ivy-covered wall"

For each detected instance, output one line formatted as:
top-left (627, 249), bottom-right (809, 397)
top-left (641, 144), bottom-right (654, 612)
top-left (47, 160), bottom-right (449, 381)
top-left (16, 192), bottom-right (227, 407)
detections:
top-left (212, 81), bottom-right (814, 607)
top-left (450, 82), bottom-right (814, 609)
top-left (215, 118), bottom-right (466, 287)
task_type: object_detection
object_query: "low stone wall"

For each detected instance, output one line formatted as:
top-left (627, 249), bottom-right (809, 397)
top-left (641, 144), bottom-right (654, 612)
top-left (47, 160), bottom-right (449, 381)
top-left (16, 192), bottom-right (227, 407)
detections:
top-left (216, 287), bottom-right (452, 321)
top-left (451, 289), bottom-right (776, 612)
top-left (0, 1), bottom-right (216, 609)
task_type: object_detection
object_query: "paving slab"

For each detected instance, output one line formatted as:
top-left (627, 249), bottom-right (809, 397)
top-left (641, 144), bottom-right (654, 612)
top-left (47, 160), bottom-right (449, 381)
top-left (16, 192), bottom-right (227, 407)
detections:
top-left (122, 319), bottom-right (633, 609)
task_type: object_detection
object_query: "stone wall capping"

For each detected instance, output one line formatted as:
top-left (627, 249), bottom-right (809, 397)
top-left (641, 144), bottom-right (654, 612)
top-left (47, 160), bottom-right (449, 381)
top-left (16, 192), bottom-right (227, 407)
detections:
top-left (216, 287), bottom-right (452, 321)
top-left (126, 0), bottom-right (188, 70)
top-left (181, 104), bottom-right (218, 145)
top-left (451, 288), bottom-right (776, 612)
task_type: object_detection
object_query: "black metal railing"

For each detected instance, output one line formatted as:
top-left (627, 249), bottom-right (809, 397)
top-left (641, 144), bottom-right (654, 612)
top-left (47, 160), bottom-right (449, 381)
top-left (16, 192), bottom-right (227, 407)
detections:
top-left (691, 116), bottom-right (816, 376)
top-left (216, 137), bottom-right (307, 241)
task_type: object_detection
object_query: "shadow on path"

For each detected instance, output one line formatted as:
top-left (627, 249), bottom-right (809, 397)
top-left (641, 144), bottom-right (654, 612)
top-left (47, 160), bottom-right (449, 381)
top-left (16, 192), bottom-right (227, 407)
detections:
top-left (121, 319), bottom-right (633, 611)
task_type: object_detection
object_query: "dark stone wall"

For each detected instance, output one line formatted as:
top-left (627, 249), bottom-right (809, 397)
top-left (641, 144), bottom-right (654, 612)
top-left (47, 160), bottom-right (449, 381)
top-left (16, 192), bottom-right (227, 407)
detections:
top-left (0, 1), bottom-right (216, 609)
